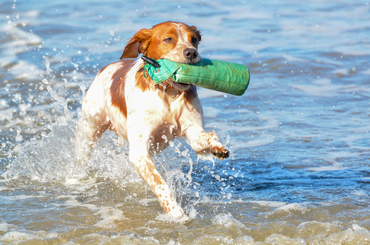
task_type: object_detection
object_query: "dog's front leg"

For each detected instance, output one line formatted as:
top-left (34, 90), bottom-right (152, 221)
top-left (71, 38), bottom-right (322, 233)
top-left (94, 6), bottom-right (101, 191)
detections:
top-left (127, 123), bottom-right (188, 220)
top-left (179, 96), bottom-right (229, 159)
top-left (185, 126), bottom-right (230, 159)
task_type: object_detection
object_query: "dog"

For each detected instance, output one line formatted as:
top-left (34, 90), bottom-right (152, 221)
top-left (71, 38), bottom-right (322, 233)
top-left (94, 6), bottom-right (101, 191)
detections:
top-left (76, 21), bottom-right (229, 221)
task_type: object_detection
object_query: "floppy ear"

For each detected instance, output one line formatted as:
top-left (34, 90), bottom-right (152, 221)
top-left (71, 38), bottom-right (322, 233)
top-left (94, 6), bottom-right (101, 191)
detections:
top-left (120, 28), bottom-right (152, 59)
top-left (190, 25), bottom-right (201, 42)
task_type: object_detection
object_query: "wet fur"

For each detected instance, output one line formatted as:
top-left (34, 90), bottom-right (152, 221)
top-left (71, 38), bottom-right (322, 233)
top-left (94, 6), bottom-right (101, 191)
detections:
top-left (76, 21), bottom-right (229, 221)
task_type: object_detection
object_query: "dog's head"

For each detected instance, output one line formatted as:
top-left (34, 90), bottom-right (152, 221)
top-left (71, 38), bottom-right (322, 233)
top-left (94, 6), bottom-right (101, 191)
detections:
top-left (120, 21), bottom-right (201, 64)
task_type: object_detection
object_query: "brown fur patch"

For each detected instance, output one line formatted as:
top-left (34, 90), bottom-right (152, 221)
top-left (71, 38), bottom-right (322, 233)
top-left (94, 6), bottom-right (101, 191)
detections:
top-left (146, 24), bottom-right (178, 60)
top-left (184, 84), bottom-right (197, 101)
top-left (138, 155), bottom-right (165, 187)
top-left (189, 25), bottom-right (201, 48)
top-left (110, 60), bottom-right (135, 117)
top-left (120, 28), bottom-right (152, 59)
top-left (135, 70), bottom-right (152, 92)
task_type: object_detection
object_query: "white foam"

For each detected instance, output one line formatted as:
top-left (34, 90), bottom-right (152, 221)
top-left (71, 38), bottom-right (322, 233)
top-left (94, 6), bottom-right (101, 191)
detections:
top-left (306, 159), bottom-right (346, 172)
top-left (6, 60), bottom-right (44, 79)
top-left (0, 22), bottom-right (44, 82)
top-left (250, 201), bottom-right (287, 208)
top-left (0, 222), bottom-right (18, 231)
top-left (22, 10), bottom-right (41, 18)
top-left (290, 79), bottom-right (341, 97)
top-left (0, 24), bottom-right (42, 72)
top-left (306, 165), bottom-right (346, 172)
top-left (1, 24), bottom-right (42, 46)
top-left (264, 233), bottom-right (305, 245)
top-left (323, 224), bottom-right (370, 244)
top-left (234, 235), bottom-right (254, 244)
top-left (320, 201), bottom-right (334, 207)
top-left (351, 190), bottom-right (367, 196)
top-left (297, 220), bottom-right (341, 232)
top-left (63, 198), bottom-right (81, 206)
top-left (0, 194), bottom-right (46, 200)
top-left (333, 68), bottom-right (349, 75)
top-left (291, 79), bottom-right (370, 97)
top-left (94, 206), bottom-right (127, 229)
top-left (61, 197), bottom-right (99, 213)
top-left (281, 54), bottom-right (308, 62)
top-left (275, 203), bottom-right (308, 214)
top-left (188, 207), bottom-right (198, 220)
top-left (211, 213), bottom-right (247, 229)
top-left (0, 230), bottom-right (59, 243)
top-left (0, 231), bottom-right (36, 242)
top-left (0, 108), bottom-right (14, 122)
top-left (63, 177), bottom-right (97, 188)
top-left (2, 120), bottom-right (139, 183)
top-left (138, 198), bottom-right (158, 206)
top-left (192, 235), bottom-right (238, 245)
top-left (64, 178), bottom-right (84, 186)
top-left (352, 224), bottom-right (369, 232)
top-left (0, 52), bottom-right (17, 68)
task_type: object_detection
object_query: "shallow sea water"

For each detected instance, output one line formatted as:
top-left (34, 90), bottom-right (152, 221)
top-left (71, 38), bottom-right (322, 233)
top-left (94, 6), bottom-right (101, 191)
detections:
top-left (1, 0), bottom-right (370, 244)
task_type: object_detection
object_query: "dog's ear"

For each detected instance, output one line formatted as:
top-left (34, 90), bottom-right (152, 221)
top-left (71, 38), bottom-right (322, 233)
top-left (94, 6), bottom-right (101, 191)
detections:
top-left (190, 25), bottom-right (201, 42)
top-left (120, 28), bottom-right (152, 59)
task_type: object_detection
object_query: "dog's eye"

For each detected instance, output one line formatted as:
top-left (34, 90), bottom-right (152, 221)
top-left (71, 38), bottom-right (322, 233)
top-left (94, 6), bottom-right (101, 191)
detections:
top-left (163, 37), bottom-right (173, 43)
top-left (191, 37), bottom-right (198, 44)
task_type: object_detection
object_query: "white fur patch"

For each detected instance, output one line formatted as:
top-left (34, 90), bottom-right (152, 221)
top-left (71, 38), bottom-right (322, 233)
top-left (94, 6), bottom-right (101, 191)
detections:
top-left (163, 23), bottom-right (201, 63)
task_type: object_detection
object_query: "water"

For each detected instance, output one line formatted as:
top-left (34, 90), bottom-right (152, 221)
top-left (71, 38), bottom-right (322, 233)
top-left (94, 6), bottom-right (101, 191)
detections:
top-left (1, 0), bottom-right (370, 244)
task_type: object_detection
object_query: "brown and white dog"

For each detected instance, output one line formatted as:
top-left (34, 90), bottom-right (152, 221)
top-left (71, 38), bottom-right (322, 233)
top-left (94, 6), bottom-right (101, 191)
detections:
top-left (76, 21), bottom-right (229, 221)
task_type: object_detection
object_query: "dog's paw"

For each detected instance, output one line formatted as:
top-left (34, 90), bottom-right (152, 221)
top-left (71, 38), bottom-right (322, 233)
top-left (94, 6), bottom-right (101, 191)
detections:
top-left (211, 146), bottom-right (230, 160)
top-left (166, 205), bottom-right (191, 223)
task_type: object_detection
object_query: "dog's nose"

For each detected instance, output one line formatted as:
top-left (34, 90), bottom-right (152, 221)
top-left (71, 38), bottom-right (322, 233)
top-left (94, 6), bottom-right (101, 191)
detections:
top-left (184, 48), bottom-right (198, 60)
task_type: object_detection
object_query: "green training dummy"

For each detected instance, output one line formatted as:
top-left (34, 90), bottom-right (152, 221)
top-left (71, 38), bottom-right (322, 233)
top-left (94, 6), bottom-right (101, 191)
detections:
top-left (142, 57), bottom-right (250, 96)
